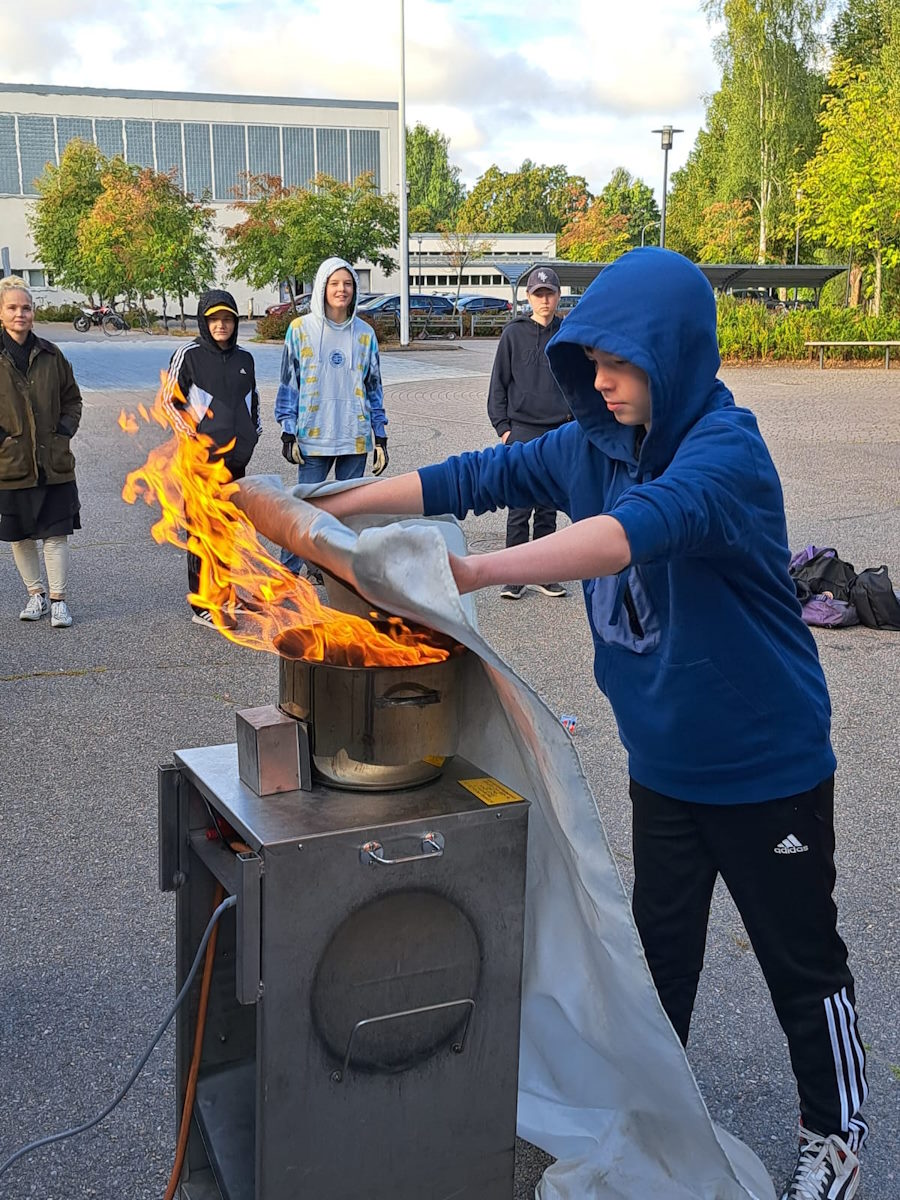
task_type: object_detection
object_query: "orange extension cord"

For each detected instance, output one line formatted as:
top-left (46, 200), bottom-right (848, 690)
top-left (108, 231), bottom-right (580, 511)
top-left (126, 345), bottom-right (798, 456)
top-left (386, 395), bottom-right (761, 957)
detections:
top-left (163, 879), bottom-right (225, 1200)
top-left (164, 831), bottom-right (253, 1199)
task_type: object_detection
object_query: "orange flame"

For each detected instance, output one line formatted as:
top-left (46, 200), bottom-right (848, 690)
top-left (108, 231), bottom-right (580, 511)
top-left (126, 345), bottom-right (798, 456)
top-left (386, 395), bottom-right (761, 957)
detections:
top-left (120, 374), bottom-right (450, 666)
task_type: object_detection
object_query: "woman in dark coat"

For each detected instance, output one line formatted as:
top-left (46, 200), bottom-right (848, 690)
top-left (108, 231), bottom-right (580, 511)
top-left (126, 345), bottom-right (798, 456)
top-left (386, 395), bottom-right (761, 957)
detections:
top-left (0, 277), bottom-right (83, 627)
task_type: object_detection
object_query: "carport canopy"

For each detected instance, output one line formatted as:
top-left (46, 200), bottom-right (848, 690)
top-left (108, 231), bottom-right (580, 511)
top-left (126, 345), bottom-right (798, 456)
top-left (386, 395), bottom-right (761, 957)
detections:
top-left (483, 259), bottom-right (847, 312)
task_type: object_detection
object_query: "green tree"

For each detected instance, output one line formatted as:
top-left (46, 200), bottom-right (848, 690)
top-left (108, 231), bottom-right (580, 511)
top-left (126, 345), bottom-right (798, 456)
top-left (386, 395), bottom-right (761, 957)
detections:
top-left (695, 199), bottom-right (759, 262)
top-left (702, 0), bottom-right (825, 260)
top-left (406, 123), bottom-right (465, 230)
top-left (78, 163), bottom-right (216, 324)
top-left (223, 174), bottom-right (299, 301)
top-left (225, 172), bottom-right (399, 297)
top-left (28, 139), bottom-right (109, 299)
top-left (457, 160), bottom-right (590, 233)
top-left (438, 229), bottom-right (493, 308)
top-left (829, 0), bottom-right (897, 67)
top-left (799, 49), bottom-right (900, 313)
top-left (558, 199), bottom-right (631, 262)
top-left (599, 168), bottom-right (660, 246)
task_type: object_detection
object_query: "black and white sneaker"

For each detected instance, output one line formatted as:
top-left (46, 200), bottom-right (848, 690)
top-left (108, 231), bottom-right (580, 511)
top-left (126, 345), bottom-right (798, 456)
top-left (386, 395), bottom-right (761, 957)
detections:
top-left (781, 1128), bottom-right (860, 1200)
top-left (531, 582), bottom-right (567, 598)
top-left (500, 584), bottom-right (526, 600)
top-left (191, 607), bottom-right (237, 630)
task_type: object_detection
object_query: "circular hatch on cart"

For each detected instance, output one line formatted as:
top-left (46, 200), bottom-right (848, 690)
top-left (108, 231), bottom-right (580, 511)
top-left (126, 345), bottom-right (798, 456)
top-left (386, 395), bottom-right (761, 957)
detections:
top-left (311, 889), bottom-right (481, 1074)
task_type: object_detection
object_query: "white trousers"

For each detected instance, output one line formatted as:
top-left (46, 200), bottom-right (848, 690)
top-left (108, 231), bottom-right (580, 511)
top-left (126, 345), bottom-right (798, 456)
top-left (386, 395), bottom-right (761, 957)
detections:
top-left (10, 536), bottom-right (69, 600)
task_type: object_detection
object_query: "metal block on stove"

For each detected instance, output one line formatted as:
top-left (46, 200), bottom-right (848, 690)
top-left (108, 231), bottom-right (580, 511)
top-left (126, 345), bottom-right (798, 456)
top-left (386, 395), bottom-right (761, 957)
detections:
top-left (235, 705), bottom-right (309, 796)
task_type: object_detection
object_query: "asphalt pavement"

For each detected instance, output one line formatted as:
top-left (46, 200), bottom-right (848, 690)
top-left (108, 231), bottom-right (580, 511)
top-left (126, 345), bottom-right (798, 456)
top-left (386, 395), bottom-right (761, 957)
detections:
top-left (0, 334), bottom-right (897, 1199)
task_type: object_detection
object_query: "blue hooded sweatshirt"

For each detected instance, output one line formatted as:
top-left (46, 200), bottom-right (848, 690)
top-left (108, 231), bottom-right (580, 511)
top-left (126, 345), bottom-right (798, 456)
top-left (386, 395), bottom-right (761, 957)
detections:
top-left (419, 248), bottom-right (835, 804)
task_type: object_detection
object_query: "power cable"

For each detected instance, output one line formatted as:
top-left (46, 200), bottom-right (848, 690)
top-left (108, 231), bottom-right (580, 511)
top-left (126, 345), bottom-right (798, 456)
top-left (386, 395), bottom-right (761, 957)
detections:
top-left (0, 892), bottom-right (237, 1182)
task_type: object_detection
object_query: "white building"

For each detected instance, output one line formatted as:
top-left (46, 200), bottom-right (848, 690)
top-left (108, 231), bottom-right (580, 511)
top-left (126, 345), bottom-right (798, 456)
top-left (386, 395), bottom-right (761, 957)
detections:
top-left (0, 82), bottom-right (400, 312)
top-left (407, 232), bottom-right (560, 301)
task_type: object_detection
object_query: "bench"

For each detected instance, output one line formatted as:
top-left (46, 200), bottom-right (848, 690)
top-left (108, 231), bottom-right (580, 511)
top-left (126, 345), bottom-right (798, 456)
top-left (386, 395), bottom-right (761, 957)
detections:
top-left (805, 340), bottom-right (900, 370)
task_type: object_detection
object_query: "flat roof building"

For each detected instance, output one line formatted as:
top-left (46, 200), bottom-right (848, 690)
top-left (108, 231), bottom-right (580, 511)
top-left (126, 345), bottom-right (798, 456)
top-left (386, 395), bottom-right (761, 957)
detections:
top-left (0, 82), bottom-right (400, 310)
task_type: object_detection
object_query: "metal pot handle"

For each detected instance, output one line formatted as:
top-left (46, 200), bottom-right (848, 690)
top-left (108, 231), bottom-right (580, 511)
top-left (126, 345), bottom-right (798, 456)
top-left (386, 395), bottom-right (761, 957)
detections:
top-left (374, 681), bottom-right (441, 708)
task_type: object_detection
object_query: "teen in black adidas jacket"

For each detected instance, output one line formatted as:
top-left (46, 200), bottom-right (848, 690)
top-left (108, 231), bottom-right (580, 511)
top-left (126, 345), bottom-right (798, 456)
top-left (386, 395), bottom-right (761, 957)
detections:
top-left (162, 290), bottom-right (261, 625)
top-left (162, 289), bottom-right (261, 472)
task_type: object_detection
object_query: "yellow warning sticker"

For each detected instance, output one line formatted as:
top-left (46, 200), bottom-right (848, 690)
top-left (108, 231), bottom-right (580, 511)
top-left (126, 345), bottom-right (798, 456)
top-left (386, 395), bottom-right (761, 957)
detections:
top-left (422, 755), bottom-right (446, 767)
top-left (459, 777), bottom-right (522, 806)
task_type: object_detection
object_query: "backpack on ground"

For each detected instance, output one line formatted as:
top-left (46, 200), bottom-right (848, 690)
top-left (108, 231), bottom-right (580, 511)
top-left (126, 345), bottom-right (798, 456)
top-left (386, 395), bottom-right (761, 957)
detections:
top-left (789, 547), bottom-right (857, 603)
top-left (849, 566), bottom-right (900, 631)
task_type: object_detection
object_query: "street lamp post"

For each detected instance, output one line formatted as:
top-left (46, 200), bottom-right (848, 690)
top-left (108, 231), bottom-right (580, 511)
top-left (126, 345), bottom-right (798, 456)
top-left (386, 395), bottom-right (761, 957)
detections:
top-left (651, 125), bottom-right (682, 249)
top-left (398, 0), bottom-right (410, 345)
top-left (793, 189), bottom-right (802, 301)
top-left (640, 220), bottom-right (659, 247)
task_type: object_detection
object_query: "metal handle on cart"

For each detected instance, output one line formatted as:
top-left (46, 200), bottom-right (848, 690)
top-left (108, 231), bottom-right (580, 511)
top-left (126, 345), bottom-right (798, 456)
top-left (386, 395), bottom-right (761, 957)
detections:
top-left (359, 831), bottom-right (444, 866)
top-left (331, 997), bottom-right (476, 1082)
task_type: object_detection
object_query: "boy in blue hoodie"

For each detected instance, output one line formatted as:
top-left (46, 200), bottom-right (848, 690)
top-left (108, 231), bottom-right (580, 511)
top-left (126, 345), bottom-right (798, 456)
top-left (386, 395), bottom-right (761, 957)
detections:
top-left (307, 249), bottom-right (867, 1200)
top-left (275, 256), bottom-right (388, 582)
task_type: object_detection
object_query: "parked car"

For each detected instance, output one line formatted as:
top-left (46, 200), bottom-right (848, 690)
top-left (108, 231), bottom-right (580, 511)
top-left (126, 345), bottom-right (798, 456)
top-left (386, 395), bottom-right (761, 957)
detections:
top-left (265, 293), bottom-right (312, 318)
top-left (358, 293), bottom-right (455, 315)
top-left (519, 294), bottom-right (580, 318)
top-left (453, 295), bottom-right (512, 313)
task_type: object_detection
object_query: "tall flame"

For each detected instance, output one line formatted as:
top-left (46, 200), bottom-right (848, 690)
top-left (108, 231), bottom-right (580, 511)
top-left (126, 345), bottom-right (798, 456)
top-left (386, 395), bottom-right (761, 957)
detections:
top-left (120, 374), bottom-right (449, 666)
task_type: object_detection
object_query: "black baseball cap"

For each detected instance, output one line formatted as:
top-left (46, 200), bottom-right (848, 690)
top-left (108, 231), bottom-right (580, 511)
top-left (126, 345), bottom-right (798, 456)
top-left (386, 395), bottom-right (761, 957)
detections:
top-left (524, 266), bottom-right (561, 294)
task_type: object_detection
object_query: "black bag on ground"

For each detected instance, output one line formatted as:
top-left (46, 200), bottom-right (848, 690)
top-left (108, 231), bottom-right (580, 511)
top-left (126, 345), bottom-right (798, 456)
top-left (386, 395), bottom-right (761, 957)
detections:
top-left (790, 549), bottom-right (857, 603)
top-left (849, 566), bottom-right (900, 630)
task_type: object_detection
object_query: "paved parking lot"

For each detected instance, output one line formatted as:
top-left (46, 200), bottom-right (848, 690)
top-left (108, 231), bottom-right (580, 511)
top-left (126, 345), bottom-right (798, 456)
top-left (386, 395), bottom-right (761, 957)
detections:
top-left (1, 339), bottom-right (897, 1198)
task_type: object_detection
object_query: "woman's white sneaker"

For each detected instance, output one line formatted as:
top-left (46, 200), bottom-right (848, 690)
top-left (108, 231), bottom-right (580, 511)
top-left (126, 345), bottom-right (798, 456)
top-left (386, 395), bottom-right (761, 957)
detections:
top-left (20, 593), bottom-right (49, 620)
top-left (50, 600), bottom-right (73, 628)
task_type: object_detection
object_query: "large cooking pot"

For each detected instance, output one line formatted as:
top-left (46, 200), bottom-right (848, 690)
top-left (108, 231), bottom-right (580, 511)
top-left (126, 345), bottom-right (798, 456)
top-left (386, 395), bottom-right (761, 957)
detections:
top-left (276, 630), bottom-right (467, 791)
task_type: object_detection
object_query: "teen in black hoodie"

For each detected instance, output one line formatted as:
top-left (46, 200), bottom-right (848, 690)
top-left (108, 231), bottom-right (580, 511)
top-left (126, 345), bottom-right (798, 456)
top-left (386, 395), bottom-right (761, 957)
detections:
top-left (162, 290), bottom-right (261, 626)
top-left (487, 267), bottom-right (572, 599)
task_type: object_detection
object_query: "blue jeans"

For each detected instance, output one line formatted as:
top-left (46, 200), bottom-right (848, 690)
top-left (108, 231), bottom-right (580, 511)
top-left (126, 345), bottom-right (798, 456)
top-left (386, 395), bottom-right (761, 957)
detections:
top-left (281, 453), bottom-right (367, 575)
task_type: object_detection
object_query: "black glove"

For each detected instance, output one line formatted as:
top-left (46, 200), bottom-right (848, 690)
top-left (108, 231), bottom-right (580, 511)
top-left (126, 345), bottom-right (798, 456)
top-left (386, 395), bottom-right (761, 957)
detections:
top-left (55, 415), bottom-right (77, 437)
top-left (373, 435), bottom-right (389, 476)
top-left (281, 432), bottom-right (304, 465)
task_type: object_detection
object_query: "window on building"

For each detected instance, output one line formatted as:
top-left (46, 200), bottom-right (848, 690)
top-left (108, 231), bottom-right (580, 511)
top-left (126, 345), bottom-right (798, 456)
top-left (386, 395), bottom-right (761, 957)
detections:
top-left (349, 128), bottom-right (380, 188)
top-left (316, 127), bottom-right (348, 183)
top-left (248, 125), bottom-right (280, 180)
top-left (212, 124), bottom-right (247, 199)
top-left (125, 119), bottom-right (154, 167)
top-left (17, 115), bottom-right (56, 195)
top-left (56, 118), bottom-right (93, 159)
top-left (184, 123), bottom-right (212, 197)
top-left (95, 118), bottom-right (124, 159)
top-left (26, 269), bottom-right (46, 288)
top-left (438, 275), bottom-right (449, 286)
top-left (154, 122), bottom-right (183, 184)
top-left (0, 115), bottom-right (19, 194)
top-left (426, 275), bottom-right (436, 286)
top-left (282, 126), bottom-right (315, 189)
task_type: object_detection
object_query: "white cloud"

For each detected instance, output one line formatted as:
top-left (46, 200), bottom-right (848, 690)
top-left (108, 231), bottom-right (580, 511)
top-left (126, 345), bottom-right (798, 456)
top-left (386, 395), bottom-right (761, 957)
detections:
top-left (2, 0), bottom-right (719, 196)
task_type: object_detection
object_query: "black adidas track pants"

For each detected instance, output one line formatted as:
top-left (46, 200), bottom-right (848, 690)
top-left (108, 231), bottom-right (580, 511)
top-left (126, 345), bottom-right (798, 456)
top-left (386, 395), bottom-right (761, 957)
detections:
top-left (629, 775), bottom-right (868, 1150)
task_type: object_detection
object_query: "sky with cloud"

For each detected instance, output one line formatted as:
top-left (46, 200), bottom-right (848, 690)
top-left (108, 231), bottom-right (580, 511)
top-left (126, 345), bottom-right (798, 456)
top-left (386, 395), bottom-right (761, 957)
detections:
top-left (1, 0), bottom-right (726, 201)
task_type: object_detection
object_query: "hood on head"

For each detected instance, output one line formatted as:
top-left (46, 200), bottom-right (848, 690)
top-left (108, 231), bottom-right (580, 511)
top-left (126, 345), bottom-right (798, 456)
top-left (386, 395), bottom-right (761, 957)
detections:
top-left (197, 289), bottom-right (240, 351)
top-left (310, 257), bottom-right (359, 323)
top-left (546, 248), bottom-right (733, 471)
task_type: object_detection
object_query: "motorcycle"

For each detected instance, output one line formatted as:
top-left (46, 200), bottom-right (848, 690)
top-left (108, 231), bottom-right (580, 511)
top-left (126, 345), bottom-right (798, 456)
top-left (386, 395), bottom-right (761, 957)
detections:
top-left (72, 304), bottom-right (128, 335)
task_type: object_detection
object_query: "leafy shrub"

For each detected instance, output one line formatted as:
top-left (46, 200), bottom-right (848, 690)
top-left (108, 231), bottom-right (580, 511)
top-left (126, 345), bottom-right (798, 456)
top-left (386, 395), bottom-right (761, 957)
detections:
top-left (255, 311), bottom-right (293, 341)
top-left (32, 302), bottom-right (84, 322)
top-left (716, 297), bottom-right (900, 363)
top-left (359, 311), bottom-right (399, 343)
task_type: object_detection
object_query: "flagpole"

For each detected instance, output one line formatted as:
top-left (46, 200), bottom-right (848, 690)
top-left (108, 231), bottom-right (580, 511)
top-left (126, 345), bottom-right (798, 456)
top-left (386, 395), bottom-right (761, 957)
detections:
top-left (398, 0), bottom-right (410, 346)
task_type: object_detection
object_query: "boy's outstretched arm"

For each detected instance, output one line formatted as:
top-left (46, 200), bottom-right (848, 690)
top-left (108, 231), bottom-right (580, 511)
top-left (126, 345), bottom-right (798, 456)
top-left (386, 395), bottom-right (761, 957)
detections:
top-left (309, 476), bottom-right (629, 596)
top-left (308, 471), bottom-right (425, 518)
top-left (449, 516), bottom-right (630, 595)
